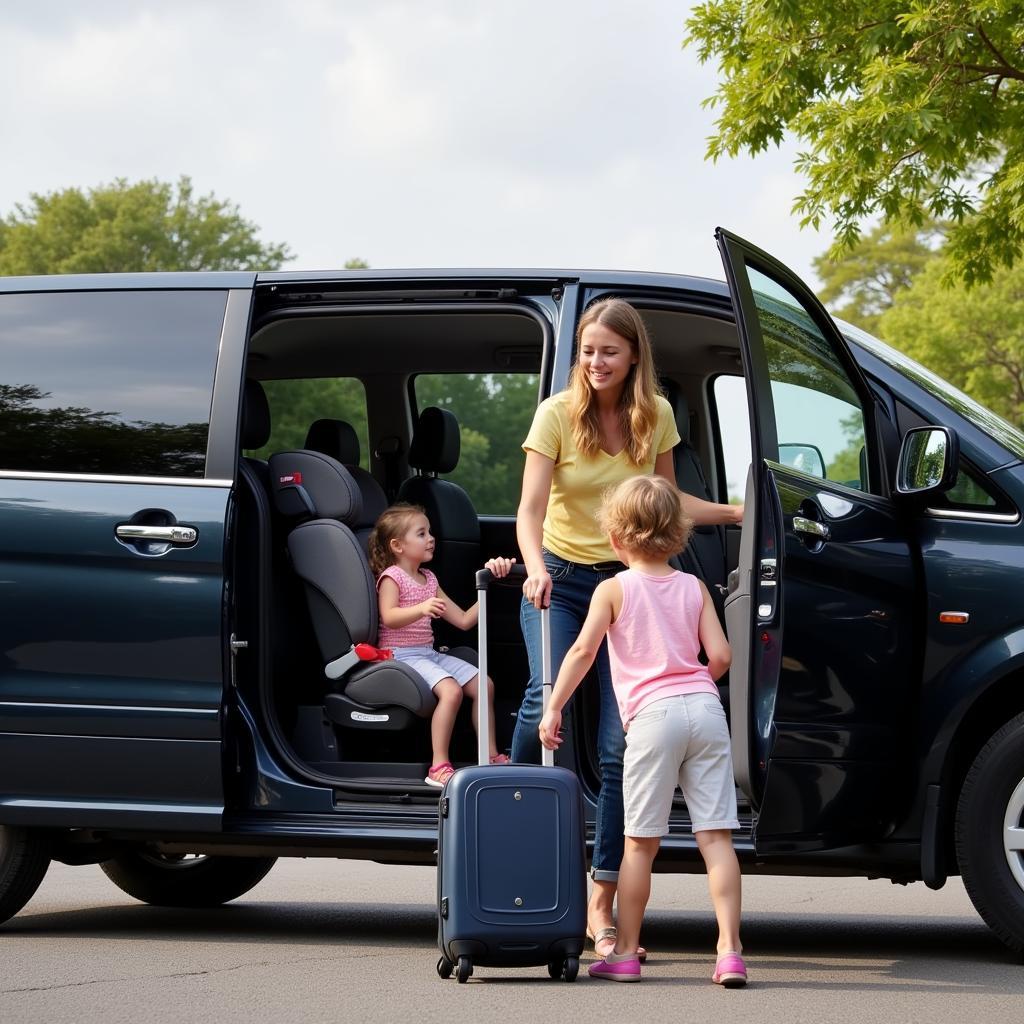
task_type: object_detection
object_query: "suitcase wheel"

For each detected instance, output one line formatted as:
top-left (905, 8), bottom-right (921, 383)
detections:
top-left (549, 957), bottom-right (579, 982)
top-left (456, 955), bottom-right (473, 983)
top-left (436, 955), bottom-right (454, 980)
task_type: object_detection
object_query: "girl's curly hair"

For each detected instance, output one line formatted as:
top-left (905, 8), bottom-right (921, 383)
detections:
top-left (598, 475), bottom-right (692, 558)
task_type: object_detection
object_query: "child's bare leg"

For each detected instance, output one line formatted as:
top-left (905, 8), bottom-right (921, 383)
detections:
top-left (430, 677), bottom-right (462, 766)
top-left (462, 675), bottom-right (498, 758)
top-left (695, 829), bottom-right (742, 953)
top-left (613, 836), bottom-right (660, 957)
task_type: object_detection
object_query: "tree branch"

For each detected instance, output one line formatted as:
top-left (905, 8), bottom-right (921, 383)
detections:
top-left (976, 24), bottom-right (1024, 78)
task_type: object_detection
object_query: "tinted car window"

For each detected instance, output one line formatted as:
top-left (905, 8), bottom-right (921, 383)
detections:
top-left (0, 290), bottom-right (226, 477)
top-left (748, 268), bottom-right (870, 492)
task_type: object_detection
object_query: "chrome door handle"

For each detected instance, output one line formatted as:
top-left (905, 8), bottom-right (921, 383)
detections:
top-left (116, 525), bottom-right (198, 544)
top-left (792, 516), bottom-right (830, 541)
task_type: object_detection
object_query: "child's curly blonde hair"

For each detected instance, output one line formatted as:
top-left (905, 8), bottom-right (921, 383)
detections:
top-left (598, 476), bottom-right (693, 559)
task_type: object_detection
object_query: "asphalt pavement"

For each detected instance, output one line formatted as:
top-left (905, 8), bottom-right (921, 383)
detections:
top-left (2, 858), bottom-right (1021, 1023)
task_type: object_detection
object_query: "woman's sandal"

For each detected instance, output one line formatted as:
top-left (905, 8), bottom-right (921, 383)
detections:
top-left (587, 925), bottom-right (647, 962)
top-left (488, 753), bottom-right (511, 765)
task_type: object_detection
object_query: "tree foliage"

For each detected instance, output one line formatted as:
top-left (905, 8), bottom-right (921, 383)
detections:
top-left (685, 2), bottom-right (1024, 285)
top-left (0, 176), bottom-right (292, 274)
top-left (880, 255), bottom-right (1024, 426)
top-left (813, 221), bottom-right (944, 333)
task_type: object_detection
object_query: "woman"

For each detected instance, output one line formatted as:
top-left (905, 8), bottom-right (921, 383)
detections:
top-left (510, 297), bottom-right (742, 958)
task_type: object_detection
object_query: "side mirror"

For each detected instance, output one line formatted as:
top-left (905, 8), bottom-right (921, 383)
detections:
top-left (896, 426), bottom-right (960, 497)
top-left (778, 443), bottom-right (826, 479)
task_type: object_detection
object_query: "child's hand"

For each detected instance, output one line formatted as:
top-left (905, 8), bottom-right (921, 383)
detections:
top-left (420, 598), bottom-right (446, 619)
top-left (485, 556), bottom-right (516, 578)
top-left (539, 708), bottom-right (563, 750)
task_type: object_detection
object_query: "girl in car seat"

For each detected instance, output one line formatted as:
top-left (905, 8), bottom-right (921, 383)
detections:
top-left (539, 476), bottom-right (745, 985)
top-left (369, 503), bottom-right (515, 787)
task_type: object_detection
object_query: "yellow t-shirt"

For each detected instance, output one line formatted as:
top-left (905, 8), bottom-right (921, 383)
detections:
top-left (522, 392), bottom-right (681, 564)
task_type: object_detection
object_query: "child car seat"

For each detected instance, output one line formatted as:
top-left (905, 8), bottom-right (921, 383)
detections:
top-left (303, 418), bottom-right (387, 550)
top-left (269, 449), bottom-right (437, 731)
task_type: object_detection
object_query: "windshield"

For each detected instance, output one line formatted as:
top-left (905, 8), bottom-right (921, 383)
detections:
top-left (840, 320), bottom-right (1024, 462)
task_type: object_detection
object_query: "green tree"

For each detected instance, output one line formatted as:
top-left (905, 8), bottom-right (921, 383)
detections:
top-left (0, 176), bottom-right (292, 274)
top-left (685, 3), bottom-right (1024, 284)
top-left (880, 255), bottom-right (1024, 426)
top-left (814, 221), bottom-right (943, 333)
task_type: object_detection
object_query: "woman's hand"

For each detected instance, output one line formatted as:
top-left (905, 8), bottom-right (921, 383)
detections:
top-left (539, 708), bottom-right (563, 750)
top-left (419, 597), bottom-right (446, 619)
top-left (523, 567), bottom-right (552, 609)
top-left (729, 503), bottom-right (744, 525)
top-left (484, 556), bottom-right (516, 578)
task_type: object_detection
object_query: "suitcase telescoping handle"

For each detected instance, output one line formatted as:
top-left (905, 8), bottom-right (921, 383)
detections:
top-left (474, 565), bottom-right (554, 769)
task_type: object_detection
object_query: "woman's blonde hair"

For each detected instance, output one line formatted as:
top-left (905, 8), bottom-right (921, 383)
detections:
top-left (368, 503), bottom-right (427, 577)
top-left (598, 476), bottom-right (692, 558)
top-left (566, 298), bottom-right (661, 465)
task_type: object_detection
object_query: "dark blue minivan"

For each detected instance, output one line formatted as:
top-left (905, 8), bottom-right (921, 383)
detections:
top-left (2, 230), bottom-right (1023, 954)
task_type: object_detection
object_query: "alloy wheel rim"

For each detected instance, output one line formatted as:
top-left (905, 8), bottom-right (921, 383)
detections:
top-left (1003, 776), bottom-right (1024, 892)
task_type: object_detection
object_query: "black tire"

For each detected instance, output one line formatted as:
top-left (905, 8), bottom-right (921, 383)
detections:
top-left (547, 960), bottom-right (562, 979)
top-left (436, 955), bottom-right (454, 979)
top-left (456, 955), bottom-right (472, 983)
top-left (563, 956), bottom-right (579, 982)
top-left (0, 825), bottom-right (50, 926)
top-left (99, 851), bottom-right (276, 908)
top-left (956, 712), bottom-right (1024, 953)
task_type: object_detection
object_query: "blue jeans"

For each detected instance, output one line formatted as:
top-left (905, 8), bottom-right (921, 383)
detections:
top-left (510, 550), bottom-right (626, 881)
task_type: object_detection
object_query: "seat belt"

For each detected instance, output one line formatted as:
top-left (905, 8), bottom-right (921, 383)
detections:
top-left (376, 435), bottom-right (403, 502)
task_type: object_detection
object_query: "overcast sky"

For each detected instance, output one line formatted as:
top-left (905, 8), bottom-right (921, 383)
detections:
top-left (0, 1), bottom-right (832, 287)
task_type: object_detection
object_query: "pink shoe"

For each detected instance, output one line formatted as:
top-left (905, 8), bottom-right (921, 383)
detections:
top-left (489, 753), bottom-right (511, 765)
top-left (425, 762), bottom-right (455, 788)
top-left (588, 956), bottom-right (641, 982)
top-left (712, 951), bottom-right (747, 987)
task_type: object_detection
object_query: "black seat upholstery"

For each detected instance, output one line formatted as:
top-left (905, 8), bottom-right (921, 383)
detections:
top-left (269, 449), bottom-right (437, 731)
top-left (241, 379), bottom-right (272, 489)
top-left (661, 380), bottom-right (728, 614)
top-left (397, 407), bottom-right (480, 612)
top-left (304, 418), bottom-right (388, 550)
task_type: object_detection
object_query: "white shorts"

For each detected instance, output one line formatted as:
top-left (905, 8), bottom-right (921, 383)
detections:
top-left (391, 647), bottom-right (478, 690)
top-left (623, 693), bottom-right (740, 837)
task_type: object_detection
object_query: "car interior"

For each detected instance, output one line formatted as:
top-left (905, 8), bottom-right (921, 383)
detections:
top-left (232, 290), bottom-right (749, 819)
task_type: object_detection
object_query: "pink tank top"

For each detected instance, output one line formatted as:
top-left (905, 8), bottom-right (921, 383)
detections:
top-left (606, 568), bottom-right (719, 725)
top-left (376, 565), bottom-right (437, 649)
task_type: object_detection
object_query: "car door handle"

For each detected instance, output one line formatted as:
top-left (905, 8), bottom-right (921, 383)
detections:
top-left (116, 525), bottom-right (198, 544)
top-left (793, 516), bottom-right (830, 541)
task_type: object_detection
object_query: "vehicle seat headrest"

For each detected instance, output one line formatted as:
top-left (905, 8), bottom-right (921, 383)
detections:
top-left (242, 379), bottom-right (271, 450)
top-left (269, 451), bottom-right (362, 524)
top-left (408, 407), bottom-right (460, 474)
top-left (660, 378), bottom-right (690, 445)
top-left (304, 419), bottom-right (361, 466)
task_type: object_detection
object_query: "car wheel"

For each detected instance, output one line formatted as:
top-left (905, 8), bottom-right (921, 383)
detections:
top-left (0, 825), bottom-right (50, 926)
top-left (100, 850), bottom-right (276, 908)
top-left (956, 711), bottom-right (1024, 953)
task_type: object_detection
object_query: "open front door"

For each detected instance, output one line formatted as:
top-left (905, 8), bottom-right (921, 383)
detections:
top-left (717, 229), bottom-right (918, 854)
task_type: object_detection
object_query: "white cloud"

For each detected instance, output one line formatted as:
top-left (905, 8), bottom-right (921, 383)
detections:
top-left (0, 1), bottom-right (832, 287)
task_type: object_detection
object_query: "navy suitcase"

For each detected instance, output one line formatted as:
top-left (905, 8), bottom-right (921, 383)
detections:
top-left (435, 566), bottom-right (587, 983)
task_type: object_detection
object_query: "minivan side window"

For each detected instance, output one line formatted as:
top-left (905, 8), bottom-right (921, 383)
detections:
top-left (413, 372), bottom-right (538, 515)
top-left (0, 290), bottom-right (226, 478)
top-left (245, 377), bottom-right (369, 468)
top-left (747, 267), bottom-right (870, 493)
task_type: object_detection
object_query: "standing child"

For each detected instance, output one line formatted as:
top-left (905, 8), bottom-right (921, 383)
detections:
top-left (539, 476), bottom-right (745, 985)
top-left (369, 503), bottom-right (515, 788)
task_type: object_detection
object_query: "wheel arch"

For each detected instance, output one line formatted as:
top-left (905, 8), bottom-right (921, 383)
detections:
top-left (920, 630), bottom-right (1024, 885)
